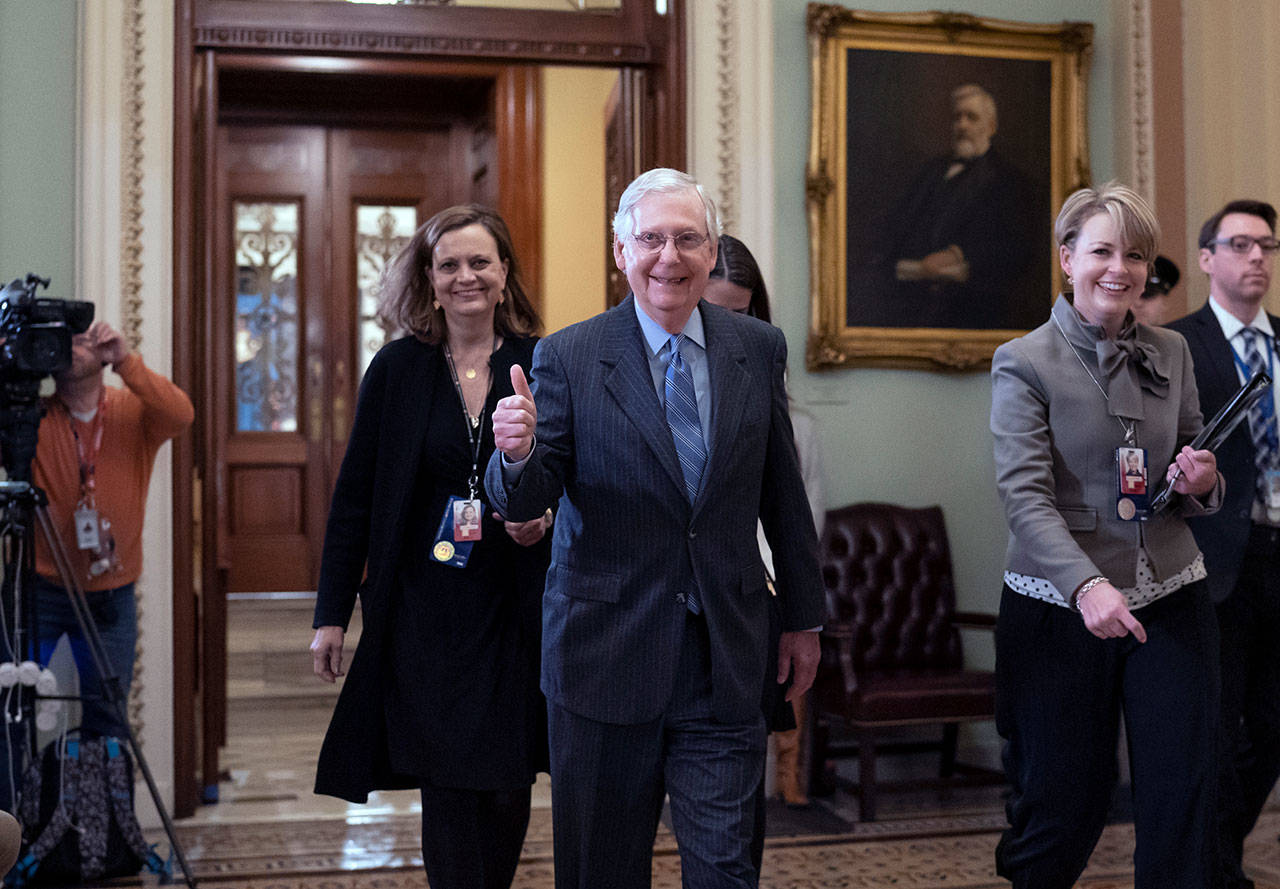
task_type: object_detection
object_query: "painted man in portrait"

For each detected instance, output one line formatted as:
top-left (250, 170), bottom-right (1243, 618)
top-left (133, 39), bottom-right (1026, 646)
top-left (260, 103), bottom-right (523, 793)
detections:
top-left (851, 83), bottom-right (1043, 331)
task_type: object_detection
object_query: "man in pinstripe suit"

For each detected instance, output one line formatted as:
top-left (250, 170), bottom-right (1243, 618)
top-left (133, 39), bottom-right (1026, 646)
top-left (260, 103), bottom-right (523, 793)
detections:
top-left (486, 168), bottom-right (825, 888)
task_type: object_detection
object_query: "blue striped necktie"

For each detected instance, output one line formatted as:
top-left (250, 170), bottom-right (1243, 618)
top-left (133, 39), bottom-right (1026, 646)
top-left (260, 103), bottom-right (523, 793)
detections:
top-left (664, 333), bottom-right (707, 503)
top-left (665, 333), bottom-right (706, 614)
top-left (1240, 327), bottom-right (1279, 506)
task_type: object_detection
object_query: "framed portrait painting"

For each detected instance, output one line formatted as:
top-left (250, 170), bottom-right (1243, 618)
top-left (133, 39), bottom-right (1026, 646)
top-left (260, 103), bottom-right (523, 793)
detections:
top-left (805, 5), bottom-right (1093, 371)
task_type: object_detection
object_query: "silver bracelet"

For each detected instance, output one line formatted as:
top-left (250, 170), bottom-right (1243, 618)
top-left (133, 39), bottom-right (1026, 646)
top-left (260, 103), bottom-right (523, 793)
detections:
top-left (1074, 575), bottom-right (1109, 609)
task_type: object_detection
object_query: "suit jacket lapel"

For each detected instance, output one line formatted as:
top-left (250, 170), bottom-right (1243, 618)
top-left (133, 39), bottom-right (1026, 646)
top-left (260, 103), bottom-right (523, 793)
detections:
top-left (600, 297), bottom-right (689, 499)
top-left (696, 306), bottom-right (750, 517)
top-left (1192, 302), bottom-right (1246, 406)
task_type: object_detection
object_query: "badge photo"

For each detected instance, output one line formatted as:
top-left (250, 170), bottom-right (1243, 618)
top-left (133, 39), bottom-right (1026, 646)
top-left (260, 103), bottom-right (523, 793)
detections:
top-left (1115, 446), bottom-right (1150, 521)
top-left (453, 498), bottom-right (482, 542)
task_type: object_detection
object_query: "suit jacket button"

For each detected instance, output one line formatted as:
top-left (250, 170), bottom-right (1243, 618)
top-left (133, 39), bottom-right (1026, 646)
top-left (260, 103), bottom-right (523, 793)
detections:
top-left (688, 529), bottom-right (697, 539)
top-left (676, 592), bottom-right (686, 604)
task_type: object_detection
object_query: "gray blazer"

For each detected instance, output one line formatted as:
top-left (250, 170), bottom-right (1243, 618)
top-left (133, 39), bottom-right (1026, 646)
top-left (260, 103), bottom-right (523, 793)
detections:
top-left (485, 296), bottom-right (825, 726)
top-left (990, 296), bottom-right (1218, 601)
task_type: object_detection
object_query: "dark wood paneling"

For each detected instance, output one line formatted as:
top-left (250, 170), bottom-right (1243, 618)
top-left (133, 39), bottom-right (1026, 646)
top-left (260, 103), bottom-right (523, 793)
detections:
top-left (216, 124), bottom-right (328, 598)
top-left (231, 468), bottom-right (303, 535)
top-left (172, 0), bottom-right (200, 821)
top-left (496, 66), bottom-right (542, 313)
top-left (227, 537), bottom-right (310, 591)
top-left (604, 69), bottom-right (640, 308)
top-left (226, 436), bottom-right (309, 464)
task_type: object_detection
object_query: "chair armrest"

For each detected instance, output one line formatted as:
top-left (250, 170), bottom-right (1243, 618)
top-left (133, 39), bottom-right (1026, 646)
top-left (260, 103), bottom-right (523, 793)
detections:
top-left (952, 611), bottom-right (996, 630)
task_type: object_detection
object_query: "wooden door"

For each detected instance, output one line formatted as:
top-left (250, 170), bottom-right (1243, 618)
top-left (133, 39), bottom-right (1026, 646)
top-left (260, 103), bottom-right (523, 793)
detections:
top-left (605, 69), bottom-right (644, 308)
top-left (215, 125), bottom-right (464, 593)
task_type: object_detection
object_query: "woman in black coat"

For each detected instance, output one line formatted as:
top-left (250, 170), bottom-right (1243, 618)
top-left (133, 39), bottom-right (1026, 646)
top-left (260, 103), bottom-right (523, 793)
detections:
top-left (310, 204), bottom-right (551, 889)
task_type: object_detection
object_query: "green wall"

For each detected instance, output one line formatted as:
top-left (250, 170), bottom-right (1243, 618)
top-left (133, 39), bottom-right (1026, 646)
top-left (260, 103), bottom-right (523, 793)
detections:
top-left (774, 0), bottom-right (1116, 654)
top-left (0, 0), bottom-right (77, 297)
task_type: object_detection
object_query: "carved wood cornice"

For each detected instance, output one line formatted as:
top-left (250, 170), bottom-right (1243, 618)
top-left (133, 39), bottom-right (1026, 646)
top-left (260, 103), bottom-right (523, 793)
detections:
top-left (193, 26), bottom-right (649, 64)
top-left (807, 3), bottom-right (1093, 47)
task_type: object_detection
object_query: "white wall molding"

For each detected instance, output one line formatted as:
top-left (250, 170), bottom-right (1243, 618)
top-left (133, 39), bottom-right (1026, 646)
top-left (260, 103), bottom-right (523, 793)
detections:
top-left (1120, 0), bottom-right (1156, 205)
top-left (688, 0), bottom-right (776, 309)
top-left (77, 0), bottom-right (176, 825)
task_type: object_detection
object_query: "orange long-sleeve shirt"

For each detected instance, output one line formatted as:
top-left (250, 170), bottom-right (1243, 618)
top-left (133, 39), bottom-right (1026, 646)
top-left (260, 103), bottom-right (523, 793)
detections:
top-left (33, 353), bottom-right (194, 591)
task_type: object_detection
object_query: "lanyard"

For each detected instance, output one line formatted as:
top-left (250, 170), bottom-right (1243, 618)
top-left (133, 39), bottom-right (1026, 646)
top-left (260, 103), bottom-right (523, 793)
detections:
top-left (442, 339), bottom-right (496, 501)
top-left (61, 390), bottom-right (108, 498)
top-left (1052, 314), bottom-right (1136, 446)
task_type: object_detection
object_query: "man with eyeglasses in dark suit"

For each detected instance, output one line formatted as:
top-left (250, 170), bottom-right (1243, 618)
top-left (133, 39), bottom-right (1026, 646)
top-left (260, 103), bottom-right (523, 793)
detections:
top-left (486, 169), bottom-right (824, 889)
top-left (1168, 199), bottom-right (1280, 889)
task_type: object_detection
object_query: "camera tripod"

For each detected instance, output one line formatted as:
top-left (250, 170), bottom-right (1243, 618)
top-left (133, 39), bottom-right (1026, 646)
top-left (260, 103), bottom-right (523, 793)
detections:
top-left (0, 480), bottom-right (196, 887)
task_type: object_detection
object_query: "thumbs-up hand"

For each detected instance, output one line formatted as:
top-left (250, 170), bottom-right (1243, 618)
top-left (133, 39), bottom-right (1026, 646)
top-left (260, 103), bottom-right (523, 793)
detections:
top-left (493, 365), bottom-right (537, 461)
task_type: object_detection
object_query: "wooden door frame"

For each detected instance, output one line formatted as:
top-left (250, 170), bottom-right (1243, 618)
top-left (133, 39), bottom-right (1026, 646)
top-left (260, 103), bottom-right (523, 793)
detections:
top-left (173, 0), bottom-right (686, 817)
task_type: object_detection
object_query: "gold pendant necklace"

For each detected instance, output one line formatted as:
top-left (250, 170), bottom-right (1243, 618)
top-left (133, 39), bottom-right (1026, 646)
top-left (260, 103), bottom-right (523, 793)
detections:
top-left (464, 368), bottom-right (478, 380)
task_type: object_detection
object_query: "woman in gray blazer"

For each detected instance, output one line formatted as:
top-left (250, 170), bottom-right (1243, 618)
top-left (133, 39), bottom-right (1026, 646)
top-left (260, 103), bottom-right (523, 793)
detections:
top-left (990, 183), bottom-right (1221, 889)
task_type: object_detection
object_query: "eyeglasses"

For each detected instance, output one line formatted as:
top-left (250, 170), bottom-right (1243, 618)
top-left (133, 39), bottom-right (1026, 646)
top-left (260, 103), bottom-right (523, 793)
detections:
top-left (1209, 235), bottom-right (1280, 255)
top-left (630, 231), bottom-right (709, 253)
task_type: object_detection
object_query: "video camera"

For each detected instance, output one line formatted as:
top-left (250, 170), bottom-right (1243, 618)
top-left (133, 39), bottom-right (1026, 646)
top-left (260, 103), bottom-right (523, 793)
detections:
top-left (0, 275), bottom-right (94, 480)
top-left (0, 275), bottom-right (94, 386)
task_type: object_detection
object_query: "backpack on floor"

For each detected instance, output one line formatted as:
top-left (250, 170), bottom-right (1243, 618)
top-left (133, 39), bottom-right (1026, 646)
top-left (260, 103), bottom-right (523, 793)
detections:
top-left (10, 736), bottom-right (166, 886)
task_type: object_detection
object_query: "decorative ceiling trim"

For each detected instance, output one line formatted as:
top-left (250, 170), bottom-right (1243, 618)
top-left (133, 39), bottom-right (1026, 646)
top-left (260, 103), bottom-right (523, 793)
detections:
top-left (193, 27), bottom-right (649, 64)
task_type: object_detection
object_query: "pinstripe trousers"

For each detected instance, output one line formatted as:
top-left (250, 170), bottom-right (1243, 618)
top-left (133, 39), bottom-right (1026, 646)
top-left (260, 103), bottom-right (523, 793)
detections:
top-left (547, 611), bottom-right (767, 889)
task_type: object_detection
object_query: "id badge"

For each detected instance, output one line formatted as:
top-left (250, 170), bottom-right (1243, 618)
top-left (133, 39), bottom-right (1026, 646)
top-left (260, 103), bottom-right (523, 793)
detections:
top-left (430, 494), bottom-right (478, 568)
top-left (1265, 469), bottom-right (1280, 522)
top-left (453, 498), bottom-right (483, 542)
top-left (74, 504), bottom-right (100, 550)
top-left (1116, 446), bottom-right (1151, 521)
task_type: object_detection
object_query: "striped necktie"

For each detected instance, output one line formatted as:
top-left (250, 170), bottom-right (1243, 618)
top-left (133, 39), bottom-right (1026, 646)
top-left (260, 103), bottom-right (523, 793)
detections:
top-left (665, 333), bottom-right (706, 614)
top-left (1240, 327), bottom-right (1279, 506)
top-left (664, 333), bottom-right (706, 503)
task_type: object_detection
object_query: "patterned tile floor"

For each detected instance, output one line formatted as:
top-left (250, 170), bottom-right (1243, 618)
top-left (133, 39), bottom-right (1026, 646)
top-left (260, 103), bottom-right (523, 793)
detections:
top-left (155, 808), bottom-right (1280, 889)
top-left (159, 720), bottom-right (1280, 889)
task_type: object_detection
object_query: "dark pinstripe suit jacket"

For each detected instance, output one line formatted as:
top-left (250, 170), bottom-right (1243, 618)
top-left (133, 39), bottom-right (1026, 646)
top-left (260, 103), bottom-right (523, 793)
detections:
top-left (1168, 302), bottom-right (1280, 602)
top-left (485, 296), bottom-right (825, 726)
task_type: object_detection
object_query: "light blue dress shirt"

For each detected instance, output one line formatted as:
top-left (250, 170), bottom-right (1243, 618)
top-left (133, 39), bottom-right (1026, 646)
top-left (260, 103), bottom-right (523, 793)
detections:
top-left (633, 299), bottom-right (712, 441)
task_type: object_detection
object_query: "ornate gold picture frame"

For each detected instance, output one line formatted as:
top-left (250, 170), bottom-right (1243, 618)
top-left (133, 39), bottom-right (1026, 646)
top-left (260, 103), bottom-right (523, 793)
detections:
top-left (805, 6), bottom-right (1093, 371)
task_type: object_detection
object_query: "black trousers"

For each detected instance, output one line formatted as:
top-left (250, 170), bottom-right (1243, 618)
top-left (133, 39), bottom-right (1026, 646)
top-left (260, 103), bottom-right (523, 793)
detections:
top-left (1216, 523), bottom-right (1280, 888)
top-left (418, 782), bottom-right (532, 889)
top-left (994, 581), bottom-right (1219, 889)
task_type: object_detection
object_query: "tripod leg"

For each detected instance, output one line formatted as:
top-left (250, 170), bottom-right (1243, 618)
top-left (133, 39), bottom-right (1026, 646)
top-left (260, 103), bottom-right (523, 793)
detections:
top-left (35, 505), bottom-right (198, 888)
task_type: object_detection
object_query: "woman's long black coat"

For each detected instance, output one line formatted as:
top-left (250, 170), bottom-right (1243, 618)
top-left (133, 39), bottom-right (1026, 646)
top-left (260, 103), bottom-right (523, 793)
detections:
top-left (312, 334), bottom-right (548, 803)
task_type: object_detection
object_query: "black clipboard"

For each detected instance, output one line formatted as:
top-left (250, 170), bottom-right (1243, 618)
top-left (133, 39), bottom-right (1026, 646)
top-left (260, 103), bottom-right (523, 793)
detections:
top-left (1150, 369), bottom-right (1272, 512)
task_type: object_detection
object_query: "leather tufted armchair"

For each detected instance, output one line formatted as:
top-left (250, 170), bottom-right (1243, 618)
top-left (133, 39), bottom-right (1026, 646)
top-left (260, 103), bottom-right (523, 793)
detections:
top-left (810, 502), bottom-right (998, 821)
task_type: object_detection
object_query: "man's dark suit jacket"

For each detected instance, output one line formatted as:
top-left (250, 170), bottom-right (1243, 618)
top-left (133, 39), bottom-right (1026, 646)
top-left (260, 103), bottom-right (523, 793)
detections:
top-left (1168, 303), bottom-right (1280, 602)
top-left (485, 296), bottom-right (825, 726)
